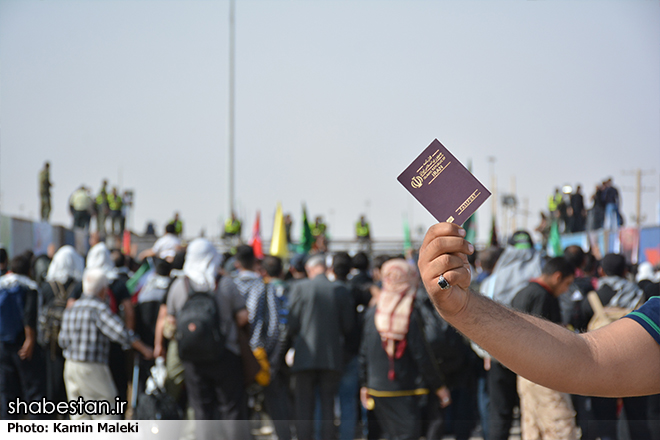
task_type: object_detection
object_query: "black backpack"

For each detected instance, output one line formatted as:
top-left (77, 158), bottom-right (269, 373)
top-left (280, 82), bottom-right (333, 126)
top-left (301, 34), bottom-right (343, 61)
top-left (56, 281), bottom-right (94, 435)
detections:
top-left (38, 281), bottom-right (72, 348)
top-left (176, 278), bottom-right (225, 363)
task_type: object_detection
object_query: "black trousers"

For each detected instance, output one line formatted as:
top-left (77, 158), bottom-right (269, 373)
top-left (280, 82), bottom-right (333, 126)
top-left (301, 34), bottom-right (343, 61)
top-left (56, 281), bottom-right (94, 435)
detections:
top-left (183, 352), bottom-right (249, 440)
top-left (622, 396), bottom-right (652, 440)
top-left (0, 341), bottom-right (47, 420)
top-left (291, 369), bottom-right (341, 440)
top-left (45, 345), bottom-right (67, 406)
top-left (588, 396), bottom-right (653, 440)
top-left (73, 210), bottom-right (91, 230)
top-left (591, 397), bottom-right (618, 440)
top-left (648, 394), bottom-right (660, 440)
top-left (109, 342), bottom-right (128, 405)
top-left (487, 360), bottom-right (519, 440)
top-left (373, 395), bottom-right (422, 440)
top-left (263, 368), bottom-right (293, 440)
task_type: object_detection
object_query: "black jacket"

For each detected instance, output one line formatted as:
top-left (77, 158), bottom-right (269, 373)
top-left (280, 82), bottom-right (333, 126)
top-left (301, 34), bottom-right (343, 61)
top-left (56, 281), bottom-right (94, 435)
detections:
top-left (359, 305), bottom-right (444, 393)
top-left (288, 274), bottom-right (354, 373)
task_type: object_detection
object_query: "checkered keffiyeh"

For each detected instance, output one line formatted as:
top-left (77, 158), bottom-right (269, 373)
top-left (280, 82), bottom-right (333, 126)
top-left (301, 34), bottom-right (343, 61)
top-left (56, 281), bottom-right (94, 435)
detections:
top-left (234, 271), bottom-right (278, 352)
top-left (58, 296), bottom-right (136, 364)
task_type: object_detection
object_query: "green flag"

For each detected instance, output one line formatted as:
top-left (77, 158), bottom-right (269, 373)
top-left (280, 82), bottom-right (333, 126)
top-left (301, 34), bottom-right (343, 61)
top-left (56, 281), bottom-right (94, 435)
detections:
top-left (126, 261), bottom-right (153, 295)
top-left (464, 217), bottom-right (476, 244)
top-left (549, 218), bottom-right (563, 256)
top-left (403, 216), bottom-right (412, 252)
top-left (297, 204), bottom-right (314, 253)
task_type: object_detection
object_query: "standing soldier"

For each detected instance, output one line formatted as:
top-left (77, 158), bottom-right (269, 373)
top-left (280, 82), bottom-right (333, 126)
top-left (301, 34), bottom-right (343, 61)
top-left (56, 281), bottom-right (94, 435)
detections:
top-left (95, 180), bottom-right (110, 236)
top-left (223, 211), bottom-right (242, 246)
top-left (312, 216), bottom-right (327, 238)
top-left (107, 187), bottom-right (123, 236)
top-left (69, 186), bottom-right (93, 230)
top-left (355, 215), bottom-right (371, 253)
top-left (167, 212), bottom-right (183, 237)
top-left (39, 162), bottom-right (52, 222)
top-left (547, 188), bottom-right (562, 219)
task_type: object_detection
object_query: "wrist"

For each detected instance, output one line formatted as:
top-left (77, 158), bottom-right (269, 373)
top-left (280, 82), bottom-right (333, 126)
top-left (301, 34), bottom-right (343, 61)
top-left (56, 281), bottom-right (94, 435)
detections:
top-left (429, 285), bottom-right (471, 319)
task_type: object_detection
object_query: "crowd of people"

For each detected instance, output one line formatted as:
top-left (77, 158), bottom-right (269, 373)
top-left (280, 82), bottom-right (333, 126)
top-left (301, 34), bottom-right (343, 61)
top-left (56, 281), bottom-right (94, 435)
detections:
top-left (10, 163), bottom-right (656, 439)
top-left (538, 178), bottom-right (624, 245)
top-left (67, 180), bottom-right (133, 238)
top-left (1, 212), bottom-right (659, 440)
top-left (39, 163), bottom-right (375, 253)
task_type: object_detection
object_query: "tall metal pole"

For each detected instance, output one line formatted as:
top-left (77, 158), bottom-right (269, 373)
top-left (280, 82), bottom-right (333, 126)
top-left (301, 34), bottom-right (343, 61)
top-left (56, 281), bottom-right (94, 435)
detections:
top-left (228, 0), bottom-right (236, 217)
top-left (635, 169), bottom-right (642, 229)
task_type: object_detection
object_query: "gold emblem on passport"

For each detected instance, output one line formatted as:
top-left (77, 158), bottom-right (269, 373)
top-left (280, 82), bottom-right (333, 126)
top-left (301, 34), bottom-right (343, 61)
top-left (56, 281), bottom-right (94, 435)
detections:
top-left (446, 216), bottom-right (455, 223)
top-left (411, 176), bottom-right (424, 189)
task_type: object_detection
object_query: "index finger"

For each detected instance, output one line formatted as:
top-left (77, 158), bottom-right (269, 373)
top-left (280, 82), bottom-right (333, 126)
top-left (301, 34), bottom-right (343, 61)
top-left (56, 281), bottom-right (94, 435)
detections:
top-left (420, 222), bottom-right (466, 250)
top-left (420, 223), bottom-right (473, 261)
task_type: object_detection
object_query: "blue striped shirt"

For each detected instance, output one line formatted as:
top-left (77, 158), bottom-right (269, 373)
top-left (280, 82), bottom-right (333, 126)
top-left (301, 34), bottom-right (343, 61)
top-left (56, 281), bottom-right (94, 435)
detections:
top-left (625, 296), bottom-right (660, 344)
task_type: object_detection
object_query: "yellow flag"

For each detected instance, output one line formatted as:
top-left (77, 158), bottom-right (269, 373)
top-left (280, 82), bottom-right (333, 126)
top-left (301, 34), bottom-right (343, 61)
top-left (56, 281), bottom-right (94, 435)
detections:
top-left (270, 203), bottom-right (288, 258)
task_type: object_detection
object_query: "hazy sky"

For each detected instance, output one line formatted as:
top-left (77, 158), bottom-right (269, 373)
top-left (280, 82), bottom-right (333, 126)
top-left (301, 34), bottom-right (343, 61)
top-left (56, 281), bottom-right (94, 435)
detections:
top-left (1, 0), bottom-right (658, 246)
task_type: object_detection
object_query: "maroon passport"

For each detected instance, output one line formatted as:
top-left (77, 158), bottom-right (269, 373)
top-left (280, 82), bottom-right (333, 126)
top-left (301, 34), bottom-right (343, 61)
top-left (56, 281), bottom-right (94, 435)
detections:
top-left (397, 139), bottom-right (491, 226)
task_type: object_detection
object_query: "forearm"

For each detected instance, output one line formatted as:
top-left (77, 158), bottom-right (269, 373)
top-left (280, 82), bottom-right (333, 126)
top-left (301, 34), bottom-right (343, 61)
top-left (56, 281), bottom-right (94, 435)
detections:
top-left (121, 300), bottom-right (135, 331)
top-left (434, 291), bottom-right (582, 385)
top-left (435, 289), bottom-right (659, 397)
top-left (153, 306), bottom-right (168, 353)
top-left (19, 327), bottom-right (36, 360)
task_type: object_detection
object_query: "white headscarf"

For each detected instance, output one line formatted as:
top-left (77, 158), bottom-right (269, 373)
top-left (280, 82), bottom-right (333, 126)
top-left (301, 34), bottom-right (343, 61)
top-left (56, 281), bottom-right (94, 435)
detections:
top-left (183, 238), bottom-right (220, 292)
top-left (480, 247), bottom-right (542, 306)
top-left (86, 242), bottom-right (118, 281)
top-left (45, 245), bottom-right (84, 284)
top-left (637, 262), bottom-right (660, 283)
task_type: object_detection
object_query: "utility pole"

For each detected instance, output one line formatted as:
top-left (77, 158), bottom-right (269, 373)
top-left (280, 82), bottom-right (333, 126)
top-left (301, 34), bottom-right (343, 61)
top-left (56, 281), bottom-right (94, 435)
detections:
top-left (228, 0), bottom-right (236, 217)
top-left (521, 197), bottom-right (530, 230)
top-left (622, 169), bottom-right (655, 228)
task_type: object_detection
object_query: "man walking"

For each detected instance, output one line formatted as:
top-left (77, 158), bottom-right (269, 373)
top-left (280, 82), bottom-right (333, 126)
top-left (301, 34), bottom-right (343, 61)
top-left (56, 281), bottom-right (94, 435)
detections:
top-left (58, 267), bottom-right (153, 420)
top-left (511, 257), bottom-right (579, 440)
top-left (0, 254), bottom-right (47, 419)
top-left (288, 254), bottom-right (354, 440)
top-left (165, 238), bottom-right (250, 440)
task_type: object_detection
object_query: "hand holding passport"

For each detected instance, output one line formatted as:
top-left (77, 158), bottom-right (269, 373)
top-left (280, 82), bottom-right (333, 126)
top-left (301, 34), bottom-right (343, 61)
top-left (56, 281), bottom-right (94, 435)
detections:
top-left (398, 139), bottom-right (491, 226)
top-left (404, 139), bottom-right (489, 314)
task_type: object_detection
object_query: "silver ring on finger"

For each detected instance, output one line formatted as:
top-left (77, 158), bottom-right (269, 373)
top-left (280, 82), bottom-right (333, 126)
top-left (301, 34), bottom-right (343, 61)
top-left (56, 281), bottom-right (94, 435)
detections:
top-left (437, 274), bottom-right (451, 290)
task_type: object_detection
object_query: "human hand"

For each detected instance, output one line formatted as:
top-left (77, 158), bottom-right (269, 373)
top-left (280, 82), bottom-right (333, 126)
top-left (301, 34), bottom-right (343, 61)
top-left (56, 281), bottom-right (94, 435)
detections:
top-left (436, 386), bottom-right (451, 408)
top-left (153, 343), bottom-right (165, 359)
top-left (360, 387), bottom-right (373, 410)
top-left (141, 346), bottom-right (155, 361)
top-left (418, 223), bottom-right (474, 317)
top-left (18, 338), bottom-right (35, 360)
top-left (133, 340), bottom-right (154, 360)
